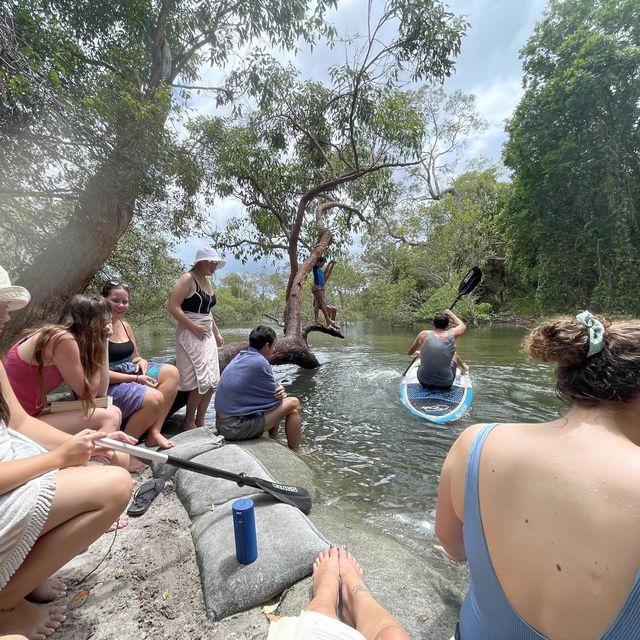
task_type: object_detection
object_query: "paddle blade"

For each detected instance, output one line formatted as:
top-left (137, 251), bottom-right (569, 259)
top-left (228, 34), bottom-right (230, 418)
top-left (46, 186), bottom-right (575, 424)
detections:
top-left (458, 266), bottom-right (482, 296)
top-left (166, 454), bottom-right (313, 514)
top-left (252, 477), bottom-right (313, 514)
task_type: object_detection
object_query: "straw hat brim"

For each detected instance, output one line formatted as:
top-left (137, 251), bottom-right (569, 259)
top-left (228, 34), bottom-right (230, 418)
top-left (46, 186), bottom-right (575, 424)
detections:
top-left (0, 285), bottom-right (31, 310)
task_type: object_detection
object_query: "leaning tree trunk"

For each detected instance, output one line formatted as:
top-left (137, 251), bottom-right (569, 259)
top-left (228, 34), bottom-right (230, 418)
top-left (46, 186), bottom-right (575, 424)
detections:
top-left (0, 161), bottom-right (139, 350)
top-left (274, 228), bottom-right (343, 368)
top-left (0, 5), bottom-right (174, 351)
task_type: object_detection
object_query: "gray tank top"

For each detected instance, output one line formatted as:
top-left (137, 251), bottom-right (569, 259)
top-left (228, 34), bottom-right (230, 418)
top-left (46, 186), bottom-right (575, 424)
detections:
top-left (417, 330), bottom-right (455, 387)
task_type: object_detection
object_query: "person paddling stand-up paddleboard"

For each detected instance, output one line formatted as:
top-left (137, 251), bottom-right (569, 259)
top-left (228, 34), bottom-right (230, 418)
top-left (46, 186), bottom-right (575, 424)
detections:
top-left (400, 267), bottom-right (481, 424)
top-left (407, 309), bottom-right (469, 388)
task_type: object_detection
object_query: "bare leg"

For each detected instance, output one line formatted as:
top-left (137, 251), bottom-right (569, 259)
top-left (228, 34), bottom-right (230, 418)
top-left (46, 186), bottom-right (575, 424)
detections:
top-left (0, 466), bottom-right (132, 637)
top-left (306, 547), bottom-right (340, 619)
top-left (143, 365), bottom-right (179, 449)
top-left (26, 580), bottom-right (66, 604)
top-left (121, 388), bottom-right (166, 470)
top-left (195, 387), bottom-right (214, 428)
top-left (339, 548), bottom-right (409, 640)
top-left (37, 406), bottom-right (122, 434)
top-left (264, 397), bottom-right (301, 449)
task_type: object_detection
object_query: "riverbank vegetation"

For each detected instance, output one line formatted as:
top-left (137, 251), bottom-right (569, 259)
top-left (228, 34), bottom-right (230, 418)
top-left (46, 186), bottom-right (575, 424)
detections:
top-left (1, 0), bottom-right (638, 347)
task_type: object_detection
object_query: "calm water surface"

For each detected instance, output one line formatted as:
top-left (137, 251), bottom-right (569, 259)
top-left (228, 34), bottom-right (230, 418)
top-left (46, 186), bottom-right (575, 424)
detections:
top-left (138, 321), bottom-right (562, 584)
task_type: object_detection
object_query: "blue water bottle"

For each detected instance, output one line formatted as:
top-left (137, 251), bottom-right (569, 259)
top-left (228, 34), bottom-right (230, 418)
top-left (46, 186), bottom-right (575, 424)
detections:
top-left (232, 498), bottom-right (258, 564)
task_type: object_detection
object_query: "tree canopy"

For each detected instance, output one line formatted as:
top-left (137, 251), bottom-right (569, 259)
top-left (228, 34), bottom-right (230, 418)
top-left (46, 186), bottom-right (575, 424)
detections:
top-left (502, 0), bottom-right (640, 313)
top-left (0, 0), bottom-right (337, 347)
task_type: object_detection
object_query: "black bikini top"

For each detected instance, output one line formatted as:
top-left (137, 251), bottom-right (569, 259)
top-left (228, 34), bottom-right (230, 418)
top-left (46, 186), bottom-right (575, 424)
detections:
top-left (180, 273), bottom-right (216, 314)
top-left (108, 321), bottom-right (135, 363)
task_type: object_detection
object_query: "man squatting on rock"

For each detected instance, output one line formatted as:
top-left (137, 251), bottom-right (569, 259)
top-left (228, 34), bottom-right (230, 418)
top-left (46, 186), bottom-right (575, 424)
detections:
top-left (214, 326), bottom-right (301, 449)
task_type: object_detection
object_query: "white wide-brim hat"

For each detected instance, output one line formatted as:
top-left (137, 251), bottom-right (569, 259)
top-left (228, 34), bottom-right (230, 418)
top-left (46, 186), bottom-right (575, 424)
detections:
top-left (194, 247), bottom-right (226, 269)
top-left (0, 266), bottom-right (30, 310)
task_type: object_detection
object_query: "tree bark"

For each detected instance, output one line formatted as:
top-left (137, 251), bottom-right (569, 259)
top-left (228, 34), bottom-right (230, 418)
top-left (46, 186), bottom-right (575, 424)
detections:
top-left (1, 3), bottom-right (174, 351)
top-left (1, 164), bottom-right (136, 349)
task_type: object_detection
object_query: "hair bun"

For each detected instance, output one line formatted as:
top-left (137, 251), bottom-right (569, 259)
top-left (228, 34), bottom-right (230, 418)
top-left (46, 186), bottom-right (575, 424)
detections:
top-left (525, 317), bottom-right (592, 366)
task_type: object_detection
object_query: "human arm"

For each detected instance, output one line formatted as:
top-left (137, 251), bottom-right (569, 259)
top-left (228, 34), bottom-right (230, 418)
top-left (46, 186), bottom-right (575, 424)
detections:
top-left (96, 337), bottom-right (111, 396)
top-left (48, 331), bottom-right (105, 399)
top-left (323, 260), bottom-right (337, 282)
top-left (446, 309), bottom-right (467, 338)
top-left (167, 273), bottom-right (208, 340)
top-left (274, 384), bottom-right (286, 400)
top-left (434, 424), bottom-right (485, 562)
top-left (126, 320), bottom-right (148, 374)
top-left (407, 331), bottom-right (427, 356)
top-left (107, 369), bottom-right (158, 388)
top-left (211, 315), bottom-right (224, 347)
top-left (0, 363), bottom-right (135, 493)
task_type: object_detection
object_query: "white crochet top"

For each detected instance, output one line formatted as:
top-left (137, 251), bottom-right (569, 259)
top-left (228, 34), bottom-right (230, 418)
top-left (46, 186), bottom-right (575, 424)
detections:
top-left (0, 420), bottom-right (56, 590)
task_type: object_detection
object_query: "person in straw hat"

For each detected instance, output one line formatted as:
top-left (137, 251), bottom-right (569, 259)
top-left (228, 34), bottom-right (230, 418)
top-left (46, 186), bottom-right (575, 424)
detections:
top-left (0, 266), bottom-right (135, 639)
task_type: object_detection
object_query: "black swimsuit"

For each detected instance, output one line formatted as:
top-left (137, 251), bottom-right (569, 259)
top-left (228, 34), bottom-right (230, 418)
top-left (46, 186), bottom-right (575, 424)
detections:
top-left (180, 273), bottom-right (216, 314)
top-left (108, 321), bottom-right (135, 362)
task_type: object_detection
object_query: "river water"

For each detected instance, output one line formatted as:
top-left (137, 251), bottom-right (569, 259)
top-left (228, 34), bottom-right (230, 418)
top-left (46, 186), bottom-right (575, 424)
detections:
top-left (138, 321), bottom-right (563, 586)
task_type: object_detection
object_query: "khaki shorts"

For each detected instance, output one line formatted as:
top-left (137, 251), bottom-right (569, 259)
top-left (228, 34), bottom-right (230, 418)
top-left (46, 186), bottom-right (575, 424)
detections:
top-left (312, 284), bottom-right (326, 306)
top-left (215, 413), bottom-right (266, 441)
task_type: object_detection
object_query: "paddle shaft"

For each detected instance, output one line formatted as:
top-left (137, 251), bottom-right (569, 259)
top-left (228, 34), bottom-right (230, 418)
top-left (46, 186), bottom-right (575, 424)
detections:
top-left (98, 438), bottom-right (312, 513)
top-left (402, 267), bottom-right (482, 377)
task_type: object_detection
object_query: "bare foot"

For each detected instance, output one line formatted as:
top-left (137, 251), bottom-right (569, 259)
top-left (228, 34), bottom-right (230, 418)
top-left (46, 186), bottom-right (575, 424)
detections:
top-left (0, 600), bottom-right (66, 639)
top-left (183, 421), bottom-right (197, 431)
top-left (339, 547), bottom-right (368, 628)
top-left (144, 433), bottom-right (176, 449)
top-left (105, 514), bottom-right (129, 533)
top-left (27, 579), bottom-right (66, 604)
top-left (128, 457), bottom-right (149, 473)
top-left (306, 547), bottom-right (340, 619)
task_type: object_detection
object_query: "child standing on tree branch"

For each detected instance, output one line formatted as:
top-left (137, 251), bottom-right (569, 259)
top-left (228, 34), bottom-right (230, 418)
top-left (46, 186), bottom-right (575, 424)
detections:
top-left (312, 257), bottom-right (339, 329)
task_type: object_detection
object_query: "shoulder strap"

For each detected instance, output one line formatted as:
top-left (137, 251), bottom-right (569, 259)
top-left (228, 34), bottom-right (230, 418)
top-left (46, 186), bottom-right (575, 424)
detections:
top-left (120, 319), bottom-right (132, 341)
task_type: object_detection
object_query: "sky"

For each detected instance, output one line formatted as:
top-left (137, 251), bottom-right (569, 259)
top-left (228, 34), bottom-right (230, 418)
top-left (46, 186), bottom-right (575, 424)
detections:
top-left (173, 0), bottom-right (548, 273)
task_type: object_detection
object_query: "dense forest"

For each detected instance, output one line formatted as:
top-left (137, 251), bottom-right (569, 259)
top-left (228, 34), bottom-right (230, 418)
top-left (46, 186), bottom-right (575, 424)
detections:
top-left (1, 0), bottom-right (638, 345)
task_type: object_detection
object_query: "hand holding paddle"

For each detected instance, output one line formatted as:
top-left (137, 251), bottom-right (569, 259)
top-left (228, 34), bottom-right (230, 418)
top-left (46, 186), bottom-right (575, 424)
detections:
top-left (402, 267), bottom-right (482, 377)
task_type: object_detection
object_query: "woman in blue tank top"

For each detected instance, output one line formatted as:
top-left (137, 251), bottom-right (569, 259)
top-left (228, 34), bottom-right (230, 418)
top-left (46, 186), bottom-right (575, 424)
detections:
top-left (435, 313), bottom-right (640, 639)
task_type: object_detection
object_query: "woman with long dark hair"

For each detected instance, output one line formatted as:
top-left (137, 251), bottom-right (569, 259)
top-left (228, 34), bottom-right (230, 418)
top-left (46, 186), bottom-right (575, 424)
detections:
top-left (3, 294), bottom-right (122, 435)
top-left (436, 312), bottom-right (640, 640)
top-left (0, 266), bottom-right (134, 638)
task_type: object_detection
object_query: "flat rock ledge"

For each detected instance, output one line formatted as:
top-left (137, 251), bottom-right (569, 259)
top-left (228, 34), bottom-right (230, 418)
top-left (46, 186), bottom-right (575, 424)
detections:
top-left (154, 428), bottom-right (464, 640)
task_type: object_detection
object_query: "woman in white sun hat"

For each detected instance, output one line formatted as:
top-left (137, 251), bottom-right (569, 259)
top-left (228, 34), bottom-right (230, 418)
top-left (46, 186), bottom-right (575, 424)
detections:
top-left (168, 248), bottom-right (225, 430)
top-left (0, 265), bottom-right (134, 639)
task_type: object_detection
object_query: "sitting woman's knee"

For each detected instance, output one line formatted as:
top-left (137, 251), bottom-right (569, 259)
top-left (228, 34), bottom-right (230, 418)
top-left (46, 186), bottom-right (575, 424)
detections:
top-left (161, 364), bottom-right (180, 387)
top-left (105, 466), bottom-right (134, 505)
top-left (143, 388), bottom-right (164, 409)
top-left (97, 405), bottom-right (122, 431)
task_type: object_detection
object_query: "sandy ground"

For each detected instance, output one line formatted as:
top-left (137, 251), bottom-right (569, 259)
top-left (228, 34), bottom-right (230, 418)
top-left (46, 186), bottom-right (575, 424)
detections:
top-left (56, 470), bottom-right (270, 640)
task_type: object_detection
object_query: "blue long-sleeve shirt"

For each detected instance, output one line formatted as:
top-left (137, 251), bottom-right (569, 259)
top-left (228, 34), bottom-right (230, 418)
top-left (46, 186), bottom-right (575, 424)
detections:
top-left (214, 347), bottom-right (280, 416)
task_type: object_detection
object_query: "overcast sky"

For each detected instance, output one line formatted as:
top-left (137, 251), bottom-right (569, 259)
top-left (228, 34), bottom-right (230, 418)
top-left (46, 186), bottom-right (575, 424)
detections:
top-left (173, 0), bottom-right (548, 272)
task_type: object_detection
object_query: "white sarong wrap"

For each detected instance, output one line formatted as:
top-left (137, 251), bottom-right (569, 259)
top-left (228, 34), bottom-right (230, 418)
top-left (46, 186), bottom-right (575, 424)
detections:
top-left (176, 312), bottom-right (220, 394)
top-left (267, 610), bottom-right (366, 640)
top-left (0, 423), bottom-right (57, 591)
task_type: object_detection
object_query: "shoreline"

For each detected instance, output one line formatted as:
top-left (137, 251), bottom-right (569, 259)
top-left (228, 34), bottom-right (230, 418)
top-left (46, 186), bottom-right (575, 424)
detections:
top-left (58, 468), bottom-right (270, 640)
